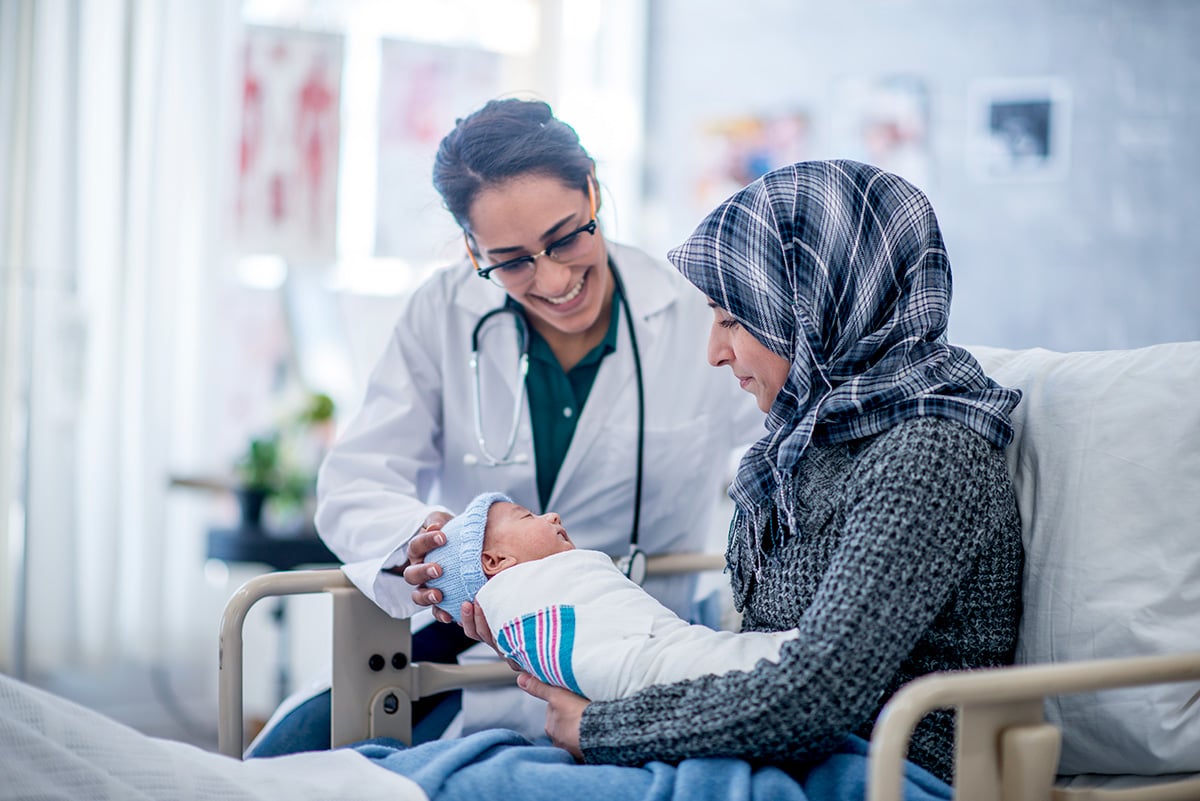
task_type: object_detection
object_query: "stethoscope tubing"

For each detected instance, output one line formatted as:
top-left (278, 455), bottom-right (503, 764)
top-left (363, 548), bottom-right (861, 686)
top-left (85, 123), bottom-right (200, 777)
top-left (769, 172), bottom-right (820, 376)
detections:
top-left (608, 261), bottom-right (644, 550)
top-left (469, 306), bottom-right (530, 467)
top-left (467, 258), bottom-right (645, 557)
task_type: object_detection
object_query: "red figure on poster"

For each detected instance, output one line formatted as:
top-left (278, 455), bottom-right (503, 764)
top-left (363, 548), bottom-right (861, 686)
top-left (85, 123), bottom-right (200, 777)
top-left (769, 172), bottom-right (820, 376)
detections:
top-left (238, 44), bottom-right (263, 227)
top-left (295, 55), bottom-right (336, 238)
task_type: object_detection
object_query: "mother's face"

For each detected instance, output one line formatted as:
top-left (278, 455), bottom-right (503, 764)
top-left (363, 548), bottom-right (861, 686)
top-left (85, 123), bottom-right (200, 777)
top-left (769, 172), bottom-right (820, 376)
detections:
top-left (705, 302), bottom-right (790, 413)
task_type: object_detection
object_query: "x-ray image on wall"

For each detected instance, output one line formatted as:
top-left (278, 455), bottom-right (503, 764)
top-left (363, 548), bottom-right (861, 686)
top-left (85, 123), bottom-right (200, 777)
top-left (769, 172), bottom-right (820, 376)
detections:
top-left (968, 78), bottom-right (1071, 181)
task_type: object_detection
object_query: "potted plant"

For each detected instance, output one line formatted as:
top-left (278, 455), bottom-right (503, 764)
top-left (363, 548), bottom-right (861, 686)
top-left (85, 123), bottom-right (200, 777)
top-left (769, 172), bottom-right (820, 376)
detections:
top-left (232, 392), bottom-right (336, 533)
top-left (234, 432), bottom-right (282, 531)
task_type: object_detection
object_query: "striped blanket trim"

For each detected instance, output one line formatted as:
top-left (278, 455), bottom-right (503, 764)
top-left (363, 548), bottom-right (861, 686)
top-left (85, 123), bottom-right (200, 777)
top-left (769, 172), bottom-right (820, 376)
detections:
top-left (495, 605), bottom-right (583, 696)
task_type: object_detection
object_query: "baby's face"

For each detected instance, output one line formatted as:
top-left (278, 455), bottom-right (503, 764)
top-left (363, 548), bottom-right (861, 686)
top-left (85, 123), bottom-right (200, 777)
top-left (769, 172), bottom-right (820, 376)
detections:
top-left (481, 502), bottom-right (575, 576)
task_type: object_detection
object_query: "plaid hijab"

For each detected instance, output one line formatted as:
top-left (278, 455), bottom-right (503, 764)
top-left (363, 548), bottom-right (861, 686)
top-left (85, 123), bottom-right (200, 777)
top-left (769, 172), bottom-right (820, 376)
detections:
top-left (668, 160), bottom-right (1020, 568)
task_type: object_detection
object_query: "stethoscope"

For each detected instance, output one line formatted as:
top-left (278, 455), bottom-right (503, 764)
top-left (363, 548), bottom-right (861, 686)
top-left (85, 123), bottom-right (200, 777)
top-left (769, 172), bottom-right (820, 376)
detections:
top-left (464, 260), bottom-right (647, 584)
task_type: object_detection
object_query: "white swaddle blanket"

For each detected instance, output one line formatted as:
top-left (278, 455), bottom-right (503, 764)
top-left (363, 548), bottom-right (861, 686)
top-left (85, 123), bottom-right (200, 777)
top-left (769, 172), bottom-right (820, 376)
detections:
top-left (476, 549), bottom-right (798, 701)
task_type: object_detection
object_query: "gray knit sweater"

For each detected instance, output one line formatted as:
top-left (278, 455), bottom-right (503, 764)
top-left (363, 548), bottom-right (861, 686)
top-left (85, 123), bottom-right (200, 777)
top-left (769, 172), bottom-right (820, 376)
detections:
top-left (579, 416), bottom-right (1023, 784)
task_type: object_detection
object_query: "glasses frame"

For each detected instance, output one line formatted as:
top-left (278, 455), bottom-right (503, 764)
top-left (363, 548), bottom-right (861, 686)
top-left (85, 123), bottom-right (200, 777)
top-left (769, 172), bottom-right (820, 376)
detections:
top-left (466, 178), bottom-right (598, 287)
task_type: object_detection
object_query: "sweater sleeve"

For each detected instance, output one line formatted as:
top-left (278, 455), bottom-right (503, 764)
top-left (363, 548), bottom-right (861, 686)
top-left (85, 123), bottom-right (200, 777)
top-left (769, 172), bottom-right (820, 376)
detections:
top-left (579, 421), bottom-right (1013, 767)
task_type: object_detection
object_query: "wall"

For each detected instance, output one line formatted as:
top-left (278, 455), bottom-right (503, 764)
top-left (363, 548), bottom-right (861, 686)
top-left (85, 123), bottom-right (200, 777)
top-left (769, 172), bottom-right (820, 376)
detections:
top-left (641, 0), bottom-right (1200, 351)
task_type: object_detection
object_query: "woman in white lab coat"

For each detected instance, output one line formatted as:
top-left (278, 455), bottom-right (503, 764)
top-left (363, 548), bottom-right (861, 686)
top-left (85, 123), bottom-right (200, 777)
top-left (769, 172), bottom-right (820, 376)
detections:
top-left (249, 98), bottom-right (761, 755)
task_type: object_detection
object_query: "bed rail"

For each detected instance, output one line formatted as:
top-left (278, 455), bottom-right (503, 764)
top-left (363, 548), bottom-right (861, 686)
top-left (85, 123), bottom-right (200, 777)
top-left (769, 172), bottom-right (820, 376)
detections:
top-left (867, 651), bottom-right (1200, 801)
top-left (218, 568), bottom-right (516, 757)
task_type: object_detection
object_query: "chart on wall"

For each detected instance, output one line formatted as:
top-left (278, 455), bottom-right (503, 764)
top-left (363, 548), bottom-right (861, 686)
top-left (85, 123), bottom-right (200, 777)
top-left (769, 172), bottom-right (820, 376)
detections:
top-left (966, 77), bottom-right (1071, 181)
top-left (234, 26), bottom-right (344, 263)
top-left (374, 40), bottom-right (501, 262)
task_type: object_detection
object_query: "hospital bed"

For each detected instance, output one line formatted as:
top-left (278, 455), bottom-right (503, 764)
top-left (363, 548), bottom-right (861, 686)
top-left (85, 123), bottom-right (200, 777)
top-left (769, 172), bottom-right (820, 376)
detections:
top-left (218, 342), bottom-right (1200, 801)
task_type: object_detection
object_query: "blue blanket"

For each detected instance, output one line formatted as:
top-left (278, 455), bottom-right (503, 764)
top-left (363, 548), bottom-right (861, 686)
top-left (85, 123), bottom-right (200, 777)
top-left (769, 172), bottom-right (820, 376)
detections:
top-left (353, 730), bottom-right (951, 801)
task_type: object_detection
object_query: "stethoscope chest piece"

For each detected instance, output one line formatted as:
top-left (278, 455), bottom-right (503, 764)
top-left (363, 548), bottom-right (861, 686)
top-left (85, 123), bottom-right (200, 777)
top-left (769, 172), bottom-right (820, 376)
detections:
top-left (617, 545), bottom-right (647, 586)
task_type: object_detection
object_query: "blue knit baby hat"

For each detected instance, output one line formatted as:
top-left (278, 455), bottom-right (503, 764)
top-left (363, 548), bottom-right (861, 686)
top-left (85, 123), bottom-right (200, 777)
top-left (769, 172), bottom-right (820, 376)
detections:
top-left (425, 492), bottom-right (513, 623)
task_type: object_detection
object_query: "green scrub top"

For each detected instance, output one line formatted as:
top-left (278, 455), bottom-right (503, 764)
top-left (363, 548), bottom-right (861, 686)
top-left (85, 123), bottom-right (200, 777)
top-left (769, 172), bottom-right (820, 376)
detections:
top-left (513, 290), bottom-right (622, 510)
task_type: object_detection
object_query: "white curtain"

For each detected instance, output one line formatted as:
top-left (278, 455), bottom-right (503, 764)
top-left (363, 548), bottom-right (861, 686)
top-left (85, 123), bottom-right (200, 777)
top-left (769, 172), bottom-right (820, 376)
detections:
top-left (3, 0), bottom-right (240, 676)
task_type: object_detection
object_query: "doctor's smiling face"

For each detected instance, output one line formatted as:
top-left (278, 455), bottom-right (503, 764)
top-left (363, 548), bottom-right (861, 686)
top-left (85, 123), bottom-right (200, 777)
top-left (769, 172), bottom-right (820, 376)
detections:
top-left (480, 501), bottom-right (575, 578)
top-left (467, 175), bottom-right (613, 352)
top-left (706, 302), bottom-right (791, 413)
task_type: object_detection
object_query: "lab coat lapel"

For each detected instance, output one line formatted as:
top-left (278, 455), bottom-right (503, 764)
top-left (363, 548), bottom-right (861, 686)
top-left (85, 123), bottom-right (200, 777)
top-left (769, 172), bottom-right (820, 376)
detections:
top-left (547, 245), bottom-right (677, 508)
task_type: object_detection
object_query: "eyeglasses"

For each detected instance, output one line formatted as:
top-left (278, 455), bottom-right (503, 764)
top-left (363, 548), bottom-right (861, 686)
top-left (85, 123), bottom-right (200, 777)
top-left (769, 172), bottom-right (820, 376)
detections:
top-left (466, 180), bottom-right (598, 289)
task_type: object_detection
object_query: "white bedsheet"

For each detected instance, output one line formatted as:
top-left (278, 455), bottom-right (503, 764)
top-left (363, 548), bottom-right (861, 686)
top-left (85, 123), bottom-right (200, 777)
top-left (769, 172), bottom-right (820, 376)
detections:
top-left (0, 673), bottom-right (426, 801)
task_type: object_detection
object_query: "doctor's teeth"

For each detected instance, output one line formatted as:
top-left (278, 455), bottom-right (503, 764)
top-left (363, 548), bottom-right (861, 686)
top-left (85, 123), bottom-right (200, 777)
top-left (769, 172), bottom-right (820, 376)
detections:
top-left (544, 277), bottom-right (585, 305)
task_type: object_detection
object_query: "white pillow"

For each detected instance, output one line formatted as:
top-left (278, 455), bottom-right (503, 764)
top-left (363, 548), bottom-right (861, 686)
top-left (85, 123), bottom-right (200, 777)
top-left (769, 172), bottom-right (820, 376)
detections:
top-left (968, 342), bottom-right (1200, 776)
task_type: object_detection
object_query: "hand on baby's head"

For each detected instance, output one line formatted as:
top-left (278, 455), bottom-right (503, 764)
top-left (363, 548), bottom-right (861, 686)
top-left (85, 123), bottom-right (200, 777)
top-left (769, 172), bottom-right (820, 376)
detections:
top-left (425, 492), bottom-right (574, 623)
top-left (424, 492), bottom-right (508, 623)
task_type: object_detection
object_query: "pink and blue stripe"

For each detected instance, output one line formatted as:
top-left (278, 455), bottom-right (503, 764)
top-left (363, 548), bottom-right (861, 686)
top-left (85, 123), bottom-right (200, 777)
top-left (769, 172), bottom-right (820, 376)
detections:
top-left (496, 605), bottom-right (582, 696)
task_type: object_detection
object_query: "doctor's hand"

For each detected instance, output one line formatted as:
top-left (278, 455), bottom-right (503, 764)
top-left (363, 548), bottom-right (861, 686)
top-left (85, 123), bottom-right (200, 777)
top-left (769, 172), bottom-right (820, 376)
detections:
top-left (517, 673), bottom-right (588, 761)
top-left (399, 512), bottom-right (454, 623)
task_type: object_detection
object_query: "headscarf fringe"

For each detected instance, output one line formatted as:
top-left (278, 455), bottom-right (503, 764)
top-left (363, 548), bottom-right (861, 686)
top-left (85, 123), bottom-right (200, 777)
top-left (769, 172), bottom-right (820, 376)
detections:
top-left (727, 471), bottom-right (803, 611)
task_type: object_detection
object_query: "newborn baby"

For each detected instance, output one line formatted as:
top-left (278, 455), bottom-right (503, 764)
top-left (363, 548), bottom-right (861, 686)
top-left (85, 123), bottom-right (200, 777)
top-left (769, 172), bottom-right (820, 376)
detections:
top-left (426, 492), bottom-right (798, 702)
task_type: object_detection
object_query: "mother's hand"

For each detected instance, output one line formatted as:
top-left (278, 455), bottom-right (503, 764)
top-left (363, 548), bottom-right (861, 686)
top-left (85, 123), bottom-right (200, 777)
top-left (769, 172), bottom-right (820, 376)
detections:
top-left (461, 600), bottom-right (498, 649)
top-left (397, 511), bottom-right (454, 623)
top-left (517, 673), bottom-right (589, 760)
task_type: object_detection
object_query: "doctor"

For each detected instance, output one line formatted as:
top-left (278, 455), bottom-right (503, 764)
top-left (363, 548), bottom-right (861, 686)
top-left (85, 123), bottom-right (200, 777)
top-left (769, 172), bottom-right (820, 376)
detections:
top-left (249, 98), bottom-right (761, 755)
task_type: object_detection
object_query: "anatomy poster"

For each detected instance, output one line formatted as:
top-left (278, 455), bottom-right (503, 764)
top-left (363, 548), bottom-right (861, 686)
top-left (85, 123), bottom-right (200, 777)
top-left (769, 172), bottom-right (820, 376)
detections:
top-left (374, 40), bottom-right (500, 262)
top-left (235, 27), bottom-right (343, 263)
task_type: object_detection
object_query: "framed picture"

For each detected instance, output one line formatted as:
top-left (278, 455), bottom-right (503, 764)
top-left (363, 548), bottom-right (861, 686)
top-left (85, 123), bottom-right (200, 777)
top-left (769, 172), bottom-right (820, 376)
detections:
top-left (692, 108), bottom-right (813, 216)
top-left (828, 75), bottom-right (931, 191)
top-left (374, 40), bottom-right (501, 262)
top-left (235, 26), bottom-right (344, 262)
top-left (967, 77), bottom-right (1071, 181)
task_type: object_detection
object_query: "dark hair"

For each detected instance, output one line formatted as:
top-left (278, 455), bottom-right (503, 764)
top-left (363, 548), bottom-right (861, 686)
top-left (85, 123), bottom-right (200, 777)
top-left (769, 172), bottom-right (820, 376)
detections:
top-left (432, 98), bottom-right (595, 231)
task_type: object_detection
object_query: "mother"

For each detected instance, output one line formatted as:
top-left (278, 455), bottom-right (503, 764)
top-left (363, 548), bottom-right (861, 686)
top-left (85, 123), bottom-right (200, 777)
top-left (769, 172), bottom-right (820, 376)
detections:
top-left (512, 159), bottom-right (1024, 786)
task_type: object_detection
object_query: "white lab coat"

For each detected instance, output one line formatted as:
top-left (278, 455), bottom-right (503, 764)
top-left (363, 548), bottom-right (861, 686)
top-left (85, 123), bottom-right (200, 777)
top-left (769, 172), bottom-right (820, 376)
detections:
top-left (316, 242), bottom-right (763, 737)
